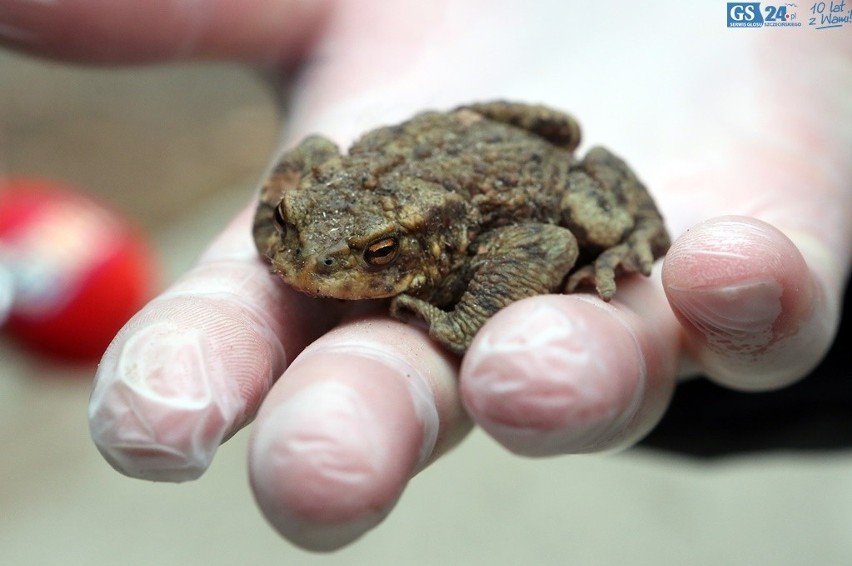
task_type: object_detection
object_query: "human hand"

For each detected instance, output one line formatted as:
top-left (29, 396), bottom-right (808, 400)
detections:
top-left (4, 0), bottom-right (849, 551)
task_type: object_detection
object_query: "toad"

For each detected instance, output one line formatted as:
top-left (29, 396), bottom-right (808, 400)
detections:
top-left (253, 101), bottom-right (670, 354)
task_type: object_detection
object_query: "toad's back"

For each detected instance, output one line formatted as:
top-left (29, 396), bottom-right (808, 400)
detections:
top-left (345, 108), bottom-right (577, 227)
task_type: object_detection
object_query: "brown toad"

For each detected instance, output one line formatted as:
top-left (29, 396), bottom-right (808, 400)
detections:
top-left (253, 101), bottom-right (670, 354)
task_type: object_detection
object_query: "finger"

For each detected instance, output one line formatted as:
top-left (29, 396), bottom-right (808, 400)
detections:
top-left (662, 215), bottom-right (839, 391)
top-left (0, 0), bottom-right (329, 63)
top-left (460, 272), bottom-right (679, 456)
top-left (248, 317), bottom-right (467, 551)
top-left (88, 205), bottom-right (340, 482)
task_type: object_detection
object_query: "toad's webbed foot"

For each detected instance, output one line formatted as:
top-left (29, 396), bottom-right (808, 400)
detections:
top-left (564, 225), bottom-right (658, 300)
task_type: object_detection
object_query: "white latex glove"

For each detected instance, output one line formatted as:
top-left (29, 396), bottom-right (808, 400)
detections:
top-left (3, 0), bottom-right (849, 551)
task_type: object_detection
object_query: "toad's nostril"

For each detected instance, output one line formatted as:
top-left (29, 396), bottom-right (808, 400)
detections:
top-left (323, 257), bottom-right (334, 267)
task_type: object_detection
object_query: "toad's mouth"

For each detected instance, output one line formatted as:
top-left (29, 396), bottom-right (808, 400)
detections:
top-left (270, 256), bottom-right (414, 300)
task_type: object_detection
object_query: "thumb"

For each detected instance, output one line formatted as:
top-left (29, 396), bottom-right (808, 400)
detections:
top-left (0, 0), bottom-right (330, 64)
top-left (663, 215), bottom-right (840, 391)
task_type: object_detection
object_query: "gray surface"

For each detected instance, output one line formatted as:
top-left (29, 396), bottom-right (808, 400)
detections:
top-left (2, 51), bottom-right (852, 565)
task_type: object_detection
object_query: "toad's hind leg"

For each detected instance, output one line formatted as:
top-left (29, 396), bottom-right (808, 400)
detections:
top-left (391, 224), bottom-right (579, 354)
top-left (458, 101), bottom-right (582, 151)
top-left (564, 146), bottom-right (671, 300)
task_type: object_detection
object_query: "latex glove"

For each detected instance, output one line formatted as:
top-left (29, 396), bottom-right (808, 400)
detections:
top-left (3, 0), bottom-right (849, 551)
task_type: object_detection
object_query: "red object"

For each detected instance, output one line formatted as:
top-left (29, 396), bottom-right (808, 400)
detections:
top-left (0, 178), bottom-right (157, 362)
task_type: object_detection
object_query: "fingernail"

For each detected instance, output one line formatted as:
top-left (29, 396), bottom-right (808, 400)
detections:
top-left (88, 321), bottom-right (244, 482)
top-left (668, 276), bottom-right (783, 351)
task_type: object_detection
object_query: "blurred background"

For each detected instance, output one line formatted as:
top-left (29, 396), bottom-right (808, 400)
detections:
top-left (2, 49), bottom-right (851, 565)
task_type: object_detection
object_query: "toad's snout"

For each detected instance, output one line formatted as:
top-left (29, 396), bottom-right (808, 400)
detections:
top-left (308, 240), bottom-right (352, 274)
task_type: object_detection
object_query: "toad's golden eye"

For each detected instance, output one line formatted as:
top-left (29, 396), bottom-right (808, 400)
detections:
top-left (364, 237), bottom-right (399, 267)
top-left (272, 202), bottom-right (286, 235)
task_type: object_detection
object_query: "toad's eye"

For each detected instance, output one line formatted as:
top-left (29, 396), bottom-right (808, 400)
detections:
top-left (364, 236), bottom-right (399, 267)
top-left (272, 202), bottom-right (287, 235)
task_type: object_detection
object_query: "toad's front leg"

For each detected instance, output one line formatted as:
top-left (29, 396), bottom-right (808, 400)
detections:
top-left (391, 224), bottom-right (579, 354)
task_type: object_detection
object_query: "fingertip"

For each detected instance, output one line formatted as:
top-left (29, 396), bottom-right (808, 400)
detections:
top-left (89, 326), bottom-right (226, 483)
top-left (460, 295), bottom-right (674, 456)
top-left (88, 293), bottom-right (284, 481)
top-left (87, 219), bottom-right (299, 481)
top-left (247, 320), bottom-right (462, 550)
top-left (249, 376), bottom-right (404, 551)
top-left (663, 216), bottom-right (836, 390)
